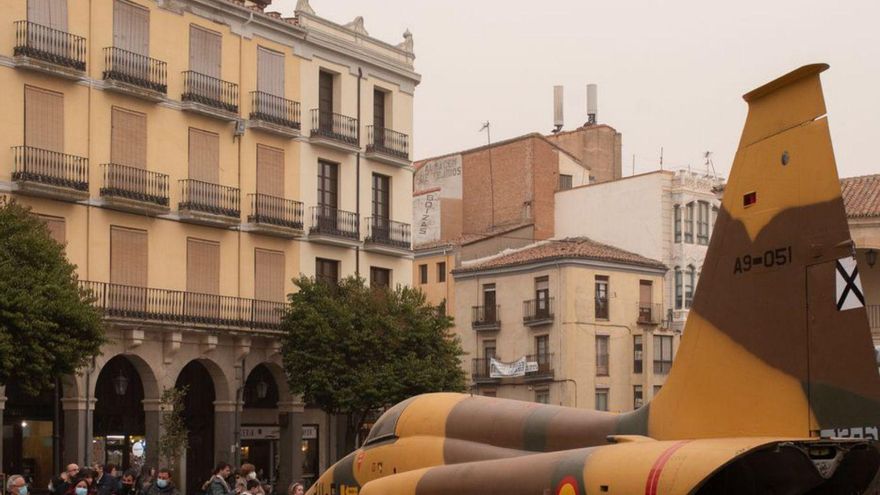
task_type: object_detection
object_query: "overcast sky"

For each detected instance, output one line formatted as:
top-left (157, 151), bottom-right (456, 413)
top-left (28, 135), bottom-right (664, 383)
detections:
top-left (276, 0), bottom-right (879, 179)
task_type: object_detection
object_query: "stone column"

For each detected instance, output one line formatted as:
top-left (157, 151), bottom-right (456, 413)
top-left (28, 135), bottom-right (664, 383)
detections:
top-left (213, 401), bottom-right (238, 465)
top-left (277, 401), bottom-right (305, 489)
top-left (143, 399), bottom-right (163, 469)
top-left (61, 398), bottom-right (94, 466)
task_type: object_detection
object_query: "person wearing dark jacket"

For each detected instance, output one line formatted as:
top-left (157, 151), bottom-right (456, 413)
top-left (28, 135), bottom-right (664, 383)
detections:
top-left (117, 471), bottom-right (137, 495)
top-left (144, 469), bottom-right (178, 495)
top-left (94, 464), bottom-right (118, 495)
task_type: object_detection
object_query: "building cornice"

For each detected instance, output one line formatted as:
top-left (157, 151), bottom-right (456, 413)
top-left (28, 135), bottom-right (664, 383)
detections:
top-left (453, 258), bottom-right (667, 280)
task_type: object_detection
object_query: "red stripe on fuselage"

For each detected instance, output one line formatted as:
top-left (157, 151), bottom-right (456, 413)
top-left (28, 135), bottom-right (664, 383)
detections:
top-left (644, 440), bottom-right (691, 495)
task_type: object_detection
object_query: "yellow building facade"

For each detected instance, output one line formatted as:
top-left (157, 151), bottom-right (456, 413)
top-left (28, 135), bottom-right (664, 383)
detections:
top-left (453, 238), bottom-right (679, 412)
top-left (0, 0), bottom-right (419, 492)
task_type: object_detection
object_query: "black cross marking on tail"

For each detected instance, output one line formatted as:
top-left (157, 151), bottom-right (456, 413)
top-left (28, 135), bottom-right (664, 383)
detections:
top-left (836, 260), bottom-right (865, 311)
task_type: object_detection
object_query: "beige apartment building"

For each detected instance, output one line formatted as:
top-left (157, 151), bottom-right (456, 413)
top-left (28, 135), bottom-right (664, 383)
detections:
top-left (841, 174), bottom-right (880, 343)
top-left (452, 237), bottom-right (677, 412)
top-left (0, 0), bottom-right (418, 492)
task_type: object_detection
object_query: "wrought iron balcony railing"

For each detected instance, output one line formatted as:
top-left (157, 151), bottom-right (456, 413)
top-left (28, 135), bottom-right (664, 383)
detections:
top-left (12, 146), bottom-right (88, 191)
top-left (309, 206), bottom-right (359, 239)
top-left (14, 20), bottom-right (86, 71)
top-left (310, 109), bottom-right (358, 146)
top-left (523, 298), bottom-right (555, 324)
top-left (81, 281), bottom-right (284, 330)
top-left (471, 354), bottom-right (554, 381)
top-left (182, 71), bottom-right (239, 113)
top-left (179, 179), bottom-right (240, 218)
top-left (100, 163), bottom-right (169, 206)
top-left (472, 305), bottom-right (501, 330)
top-left (637, 302), bottom-right (663, 325)
top-left (364, 217), bottom-right (411, 249)
top-left (103, 47), bottom-right (167, 94)
top-left (250, 91), bottom-right (301, 129)
top-left (248, 193), bottom-right (303, 230)
top-left (366, 125), bottom-right (409, 160)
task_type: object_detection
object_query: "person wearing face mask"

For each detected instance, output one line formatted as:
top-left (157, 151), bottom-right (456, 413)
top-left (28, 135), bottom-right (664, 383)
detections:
top-left (145, 469), bottom-right (177, 495)
top-left (66, 478), bottom-right (93, 495)
top-left (118, 471), bottom-right (137, 495)
top-left (7, 474), bottom-right (28, 495)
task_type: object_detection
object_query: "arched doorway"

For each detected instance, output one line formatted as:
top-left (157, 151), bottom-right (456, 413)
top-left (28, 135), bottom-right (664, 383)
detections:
top-left (177, 361), bottom-right (216, 495)
top-left (2, 380), bottom-right (62, 494)
top-left (241, 364), bottom-right (279, 484)
top-left (93, 356), bottom-right (146, 472)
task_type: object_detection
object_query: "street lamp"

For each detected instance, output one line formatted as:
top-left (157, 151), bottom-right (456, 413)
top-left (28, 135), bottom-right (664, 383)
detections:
top-left (255, 380), bottom-right (269, 400)
top-left (866, 249), bottom-right (877, 269)
top-left (113, 370), bottom-right (129, 396)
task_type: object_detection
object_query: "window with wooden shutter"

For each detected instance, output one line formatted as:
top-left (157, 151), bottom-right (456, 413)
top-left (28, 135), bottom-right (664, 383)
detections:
top-left (257, 46), bottom-right (285, 97)
top-left (113, 0), bottom-right (149, 55)
top-left (38, 214), bottom-right (65, 245)
top-left (111, 107), bottom-right (147, 168)
top-left (25, 86), bottom-right (64, 152)
top-left (254, 248), bottom-right (284, 302)
top-left (28, 0), bottom-right (68, 30)
top-left (186, 238), bottom-right (220, 294)
top-left (188, 128), bottom-right (219, 183)
top-left (189, 24), bottom-right (221, 78)
top-left (110, 226), bottom-right (148, 313)
top-left (256, 145), bottom-right (284, 198)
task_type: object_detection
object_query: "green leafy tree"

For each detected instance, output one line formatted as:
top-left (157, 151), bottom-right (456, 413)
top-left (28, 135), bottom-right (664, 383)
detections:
top-left (158, 386), bottom-right (189, 470)
top-left (281, 276), bottom-right (466, 452)
top-left (0, 199), bottom-right (104, 395)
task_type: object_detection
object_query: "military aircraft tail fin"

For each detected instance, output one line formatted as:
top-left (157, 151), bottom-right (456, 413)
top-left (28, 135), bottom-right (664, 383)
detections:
top-left (641, 64), bottom-right (880, 441)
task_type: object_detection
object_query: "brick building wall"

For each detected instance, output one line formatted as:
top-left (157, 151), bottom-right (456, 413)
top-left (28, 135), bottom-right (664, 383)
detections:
top-left (545, 125), bottom-right (622, 184)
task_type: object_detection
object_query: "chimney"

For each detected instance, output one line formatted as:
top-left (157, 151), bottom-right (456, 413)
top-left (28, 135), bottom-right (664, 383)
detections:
top-left (552, 85), bottom-right (564, 133)
top-left (586, 84), bottom-right (598, 126)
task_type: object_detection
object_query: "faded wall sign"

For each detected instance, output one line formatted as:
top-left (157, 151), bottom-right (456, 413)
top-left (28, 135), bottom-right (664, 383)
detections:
top-left (414, 154), bottom-right (462, 199)
top-left (413, 191), bottom-right (441, 245)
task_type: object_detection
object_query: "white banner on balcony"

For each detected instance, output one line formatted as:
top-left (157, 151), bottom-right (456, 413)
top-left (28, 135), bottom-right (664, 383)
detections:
top-left (490, 357), bottom-right (539, 378)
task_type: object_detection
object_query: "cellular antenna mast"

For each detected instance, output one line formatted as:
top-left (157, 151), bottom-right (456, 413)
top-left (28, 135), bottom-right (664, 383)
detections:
top-left (704, 150), bottom-right (718, 178)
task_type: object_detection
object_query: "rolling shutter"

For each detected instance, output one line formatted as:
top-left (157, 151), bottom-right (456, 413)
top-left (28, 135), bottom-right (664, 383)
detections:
top-left (186, 238), bottom-right (220, 295)
top-left (254, 249), bottom-right (285, 302)
top-left (110, 226), bottom-right (148, 286)
top-left (188, 128), bottom-right (219, 183)
top-left (189, 25), bottom-right (222, 78)
top-left (113, 0), bottom-right (149, 55)
top-left (25, 86), bottom-right (64, 152)
top-left (39, 215), bottom-right (66, 244)
top-left (256, 144), bottom-right (284, 197)
top-left (111, 107), bottom-right (147, 168)
top-left (257, 47), bottom-right (285, 96)
top-left (28, 0), bottom-right (68, 30)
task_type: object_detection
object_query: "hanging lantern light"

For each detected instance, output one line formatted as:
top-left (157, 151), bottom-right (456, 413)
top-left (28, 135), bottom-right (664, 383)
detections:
top-left (114, 370), bottom-right (129, 396)
top-left (255, 380), bottom-right (269, 400)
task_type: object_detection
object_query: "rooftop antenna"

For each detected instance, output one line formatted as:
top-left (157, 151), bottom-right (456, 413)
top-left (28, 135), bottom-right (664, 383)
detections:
top-left (552, 86), bottom-right (564, 133)
top-left (660, 147), bottom-right (664, 170)
top-left (632, 154), bottom-right (635, 176)
top-left (479, 121), bottom-right (492, 145)
top-left (586, 84), bottom-right (598, 126)
top-left (703, 150), bottom-right (718, 179)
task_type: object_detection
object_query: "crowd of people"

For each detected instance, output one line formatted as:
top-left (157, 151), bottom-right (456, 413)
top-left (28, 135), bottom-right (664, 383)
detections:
top-left (4, 463), bottom-right (306, 495)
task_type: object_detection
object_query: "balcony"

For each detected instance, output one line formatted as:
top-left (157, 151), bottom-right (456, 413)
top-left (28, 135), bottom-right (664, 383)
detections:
top-left (637, 303), bottom-right (663, 325)
top-left (471, 354), bottom-right (554, 383)
top-left (472, 305), bottom-right (501, 332)
top-left (82, 281), bottom-right (284, 333)
top-left (309, 109), bottom-right (359, 153)
top-left (523, 298), bottom-right (554, 327)
top-left (242, 193), bottom-right (304, 238)
top-left (249, 92), bottom-right (301, 137)
top-left (308, 206), bottom-right (360, 247)
top-left (364, 126), bottom-right (410, 168)
top-left (102, 47), bottom-right (167, 101)
top-left (363, 217), bottom-right (412, 256)
top-left (13, 21), bottom-right (86, 79)
top-left (181, 71), bottom-right (239, 121)
top-left (99, 163), bottom-right (169, 216)
top-left (178, 179), bottom-right (241, 228)
top-left (11, 146), bottom-right (89, 201)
